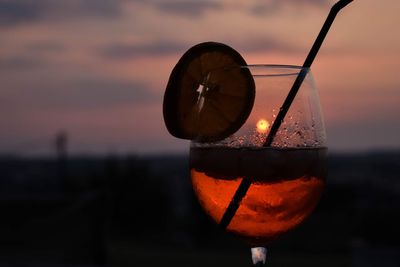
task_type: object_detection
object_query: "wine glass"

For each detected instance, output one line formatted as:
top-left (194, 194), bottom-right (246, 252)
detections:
top-left (189, 64), bottom-right (327, 266)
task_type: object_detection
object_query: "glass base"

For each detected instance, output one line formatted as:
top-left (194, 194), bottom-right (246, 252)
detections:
top-left (251, 247), bottom-right (267, 266)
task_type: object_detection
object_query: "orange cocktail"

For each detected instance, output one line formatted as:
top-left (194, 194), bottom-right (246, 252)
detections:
top-left (190, 146), bottom-right (326, 245)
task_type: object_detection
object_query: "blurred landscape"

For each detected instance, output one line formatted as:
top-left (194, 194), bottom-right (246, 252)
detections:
top-left (0, 148), bottom-right (399, 267)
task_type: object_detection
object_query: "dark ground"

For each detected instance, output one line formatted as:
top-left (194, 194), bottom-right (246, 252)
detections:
top-left (0, 150), bottom-right (399, 267)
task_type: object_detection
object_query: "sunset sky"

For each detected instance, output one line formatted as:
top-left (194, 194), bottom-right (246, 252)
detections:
top-left (1, 0), bottom-right (399, 155)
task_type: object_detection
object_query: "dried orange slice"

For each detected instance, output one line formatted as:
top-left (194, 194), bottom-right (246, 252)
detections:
top-left (163, 42), bottom-right (255, 142)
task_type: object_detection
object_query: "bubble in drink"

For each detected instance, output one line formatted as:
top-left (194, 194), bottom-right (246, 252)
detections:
top-left (190, 146), bottom-right (327, 246)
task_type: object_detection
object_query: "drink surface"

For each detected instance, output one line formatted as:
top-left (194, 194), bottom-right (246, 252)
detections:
top-left (190, 146), bottom-right (327, 245)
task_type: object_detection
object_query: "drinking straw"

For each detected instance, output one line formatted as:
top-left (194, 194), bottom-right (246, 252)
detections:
top-left (220, 0), bottom-right (354, 230)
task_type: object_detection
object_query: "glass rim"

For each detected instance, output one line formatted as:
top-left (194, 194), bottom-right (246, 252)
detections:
top-left (241, 64), bottom-right (310, 77)
top-left (244, 64), bottom-right (305, 69)
top-left (205, 64), bottom-right (310, 77)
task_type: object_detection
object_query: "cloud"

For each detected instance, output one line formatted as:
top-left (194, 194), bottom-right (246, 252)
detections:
top-left (236, 37), bottom-right (302, 54)
top-left (0, 0), bottom-right (223, 27)
top-left (0, 1), bottom-right (39, 26)
top-left (99, 37), bottom-right (302, 61)
top-left (63, 79), bottom-right (157, 109)
top-left (0, 41), bottom-right (67, 71)
top-left (273, 0), bottom-right (330, 6)
top-left (0, 77), bottom-right (157, 111)
top-left (0, 55), bottom-right (46, 70)
top-left (249, 0), bottom-right (330, 15)
top-left (154, 1), bottom-right (222, 17)
top-left (25, 41), bottom-right (67, 53)
top-left (0, 0), bottom-right (123, 27)
top-left (140, 0), bottom-right (328, 18)
top-left (99, 41), bottom-right (188, 60)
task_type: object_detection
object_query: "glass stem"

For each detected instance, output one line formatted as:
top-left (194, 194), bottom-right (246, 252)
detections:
top-left (251, 247), bottom-right (267, 266)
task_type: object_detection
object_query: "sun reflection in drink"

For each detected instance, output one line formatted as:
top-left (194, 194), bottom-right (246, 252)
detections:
top-left (256, 119), bottom-right (270, 133)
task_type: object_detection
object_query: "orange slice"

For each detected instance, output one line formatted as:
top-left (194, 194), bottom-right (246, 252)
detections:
top-left (163, 42), bottom-right (255, 142)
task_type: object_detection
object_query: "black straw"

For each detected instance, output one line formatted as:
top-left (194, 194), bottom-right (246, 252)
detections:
top-left (219, 0), bottom-right (353, 230)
